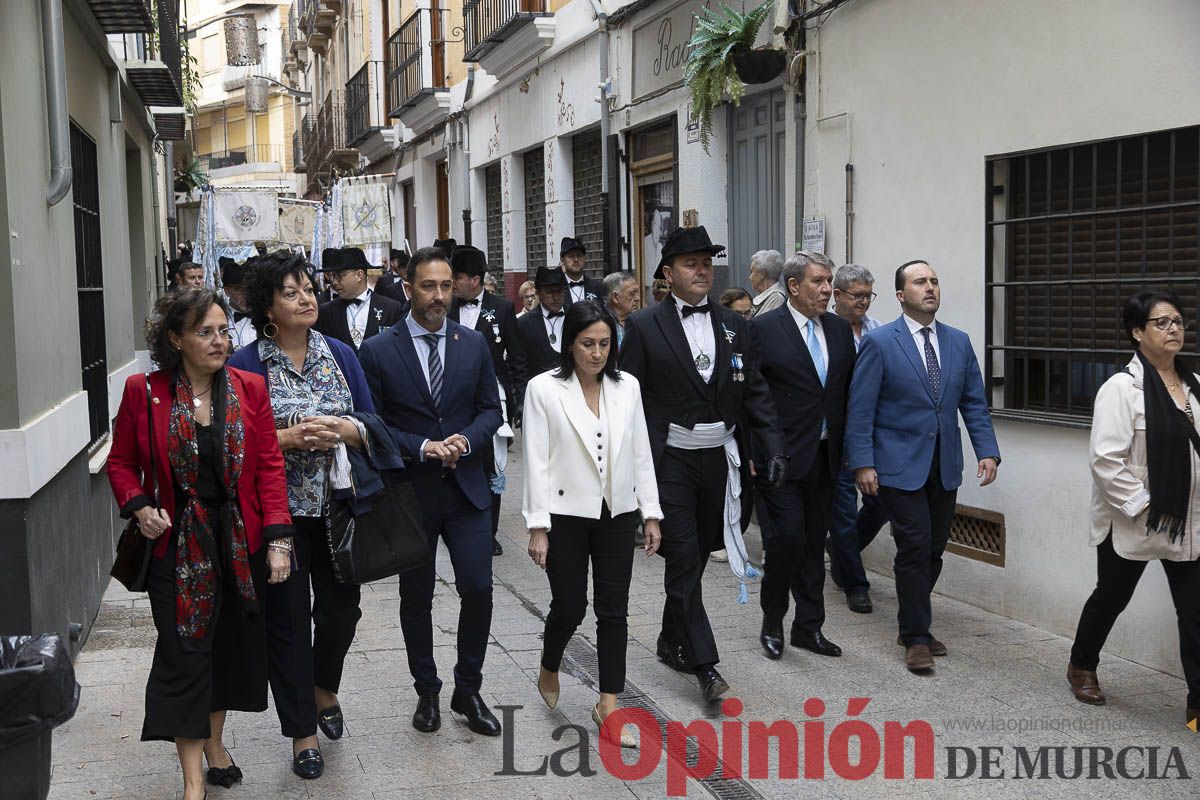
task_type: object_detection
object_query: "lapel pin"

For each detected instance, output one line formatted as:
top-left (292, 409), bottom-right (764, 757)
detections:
top-left (453, 333), bottom-right (460, 341)
top-left (152, 397), bottom-right (160, 404)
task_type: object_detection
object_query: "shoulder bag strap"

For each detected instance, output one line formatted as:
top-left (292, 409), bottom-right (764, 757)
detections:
top-left (145, 373), bottom-right (159, 506)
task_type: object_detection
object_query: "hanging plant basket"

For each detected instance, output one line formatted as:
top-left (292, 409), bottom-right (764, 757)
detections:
top-left (734, 48), bottom-right (787, 84)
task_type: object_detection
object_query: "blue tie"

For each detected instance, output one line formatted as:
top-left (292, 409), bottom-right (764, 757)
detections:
top-left (922, 327), bottom-right (941, 402)
top-left (806, 319), bottom-right (826, 386)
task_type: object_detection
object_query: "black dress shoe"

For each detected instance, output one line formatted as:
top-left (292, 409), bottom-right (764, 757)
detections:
top-left (656, 635), bottom-right (691, 674)
top-left (492, 538), bottom-right (503, 556)
top-left (790, 628), bottom-right (843, 657)
top-left (291, 748), bottom-right (324, 780)
top-left (317, 704), bottom-right (344, 740)
top-left (760, 622), bottom-right (784, 660)
top-left (412, 692), bottom-right (441, 733)
top-left (847, 589), bottom-right (873, 614)
top-left (450, 691), bottom-right (502, 736)
top-left (694, 666), bottom-right (729, 702)
top-left (204, 749), bottom-right (242, 788)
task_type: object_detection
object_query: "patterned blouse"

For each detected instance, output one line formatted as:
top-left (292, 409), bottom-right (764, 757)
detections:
top-left (259, 330), bottom-right (353, 518)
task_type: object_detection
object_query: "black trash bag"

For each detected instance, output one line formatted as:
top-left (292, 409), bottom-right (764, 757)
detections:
top-left (0, 635), bottom-right (80, 749)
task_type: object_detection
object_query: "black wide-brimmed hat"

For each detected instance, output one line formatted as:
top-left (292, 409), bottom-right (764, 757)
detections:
top-left (654, 225), bottom-right (725, 279)
top-left (219, 256), bottom-right (251, 287)
top-left (450, 245), bottom-right (488, 278)
top-left (559, 236), bottom-right (586, 257)
top-left (432, 238), bottom-right (458, 258)
top-left (390, 248), bottom-right (407, 262)
top-left (316, 247), bottom-right (372, 273)
top-left (534, 266), bottom-right (568, 289)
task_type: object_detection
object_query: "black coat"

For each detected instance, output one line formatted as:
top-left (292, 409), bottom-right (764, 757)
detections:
top-left (563, 276), bottom-right (605, 309)
top-left (315, 291), bottom-right (406, 352)
top-left (516, 309), bottom-right (563, 379)
top-left (450, 292), bottom-right (528, 423)
top-left (375, 272), bottom-right (409, 308)
top-left (747, 307), bottom-right (855, 479)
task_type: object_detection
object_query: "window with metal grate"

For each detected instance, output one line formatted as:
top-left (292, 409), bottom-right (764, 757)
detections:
top-left (71, 122), bottom-right (110, 448)
top-left (524, 146), bottom-right (546, 274)
top-left (946, 504), bottom-right (1005, 567)
top-left (986, 126), bottom-right (1199, 421)
top-left (485, 163), bottom-right (503, 272)
top-left (572, 129), bottom-right (604, 277)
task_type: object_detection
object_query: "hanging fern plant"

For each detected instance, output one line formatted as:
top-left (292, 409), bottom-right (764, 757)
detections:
top-left (684, 1), bottom-right (774, 153)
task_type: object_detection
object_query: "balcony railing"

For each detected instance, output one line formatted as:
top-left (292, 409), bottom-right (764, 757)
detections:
top-left (463, 0), bottom-right (547, 61)
top-left (306, 90), bottom-right (355, 176)
top-left (386, 8), bottom-right (447, 112)
top-left (345, 61), bottom-right (387, 146)
top-left (87, 0), bottom-right (153, 34)
top-left (197, 145), bottom-right (287, 173)
top-left (122, 0), bottom-right (183, 106)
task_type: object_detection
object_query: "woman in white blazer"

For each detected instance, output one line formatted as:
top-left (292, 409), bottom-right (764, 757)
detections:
top-left (1068, 291), bottom-right (1200, 723)
top-left (523, 300), bottom-right (662, 748)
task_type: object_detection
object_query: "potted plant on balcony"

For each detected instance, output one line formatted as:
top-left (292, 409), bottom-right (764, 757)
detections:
top-left (685, 0), bottom-right (786, 152)
top-left (174, 156), bottom-right (208, 194)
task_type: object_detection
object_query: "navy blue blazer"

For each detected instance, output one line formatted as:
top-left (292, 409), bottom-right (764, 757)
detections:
top-left (845, 316), bottom-right (1000, 492)
top-left (357, 318), bottom-right (503, 511)
top-left (228, 333), bottom-right (376, 414)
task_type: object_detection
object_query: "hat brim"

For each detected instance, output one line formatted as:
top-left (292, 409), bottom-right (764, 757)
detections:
top-left (654, 245), bottom-right (726, 278)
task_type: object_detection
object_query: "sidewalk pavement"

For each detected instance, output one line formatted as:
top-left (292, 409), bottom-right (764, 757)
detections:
top-left (50, 438), bottom-right (1196, 799)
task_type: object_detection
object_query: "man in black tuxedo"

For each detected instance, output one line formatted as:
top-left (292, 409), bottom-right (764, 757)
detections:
top-left (315, 247), bottom-right (405, 352)
top-left (376, 247), bottom-right (411, 308)
top-left (748, 251), bottom-right (855, 662)
top-left (516, 266), bottom-right (568, 377)
top-left (449, 245), bottom-right (528, 556)
top-left (619, 225), bottom-right (786, 702)
top-left (358, 247), bottom-right (504, 738)
top-left (559, 236), bottom-right (604, 308)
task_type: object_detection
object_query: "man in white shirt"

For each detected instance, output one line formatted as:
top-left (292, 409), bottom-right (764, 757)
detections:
top-left (748, 249), bottom-right (787, 317)
top-left (559, 236), bottom-right (604, 308)
top-left (516, 266), bottom-right (569, 377)
top-left (220, 256), bottom-right (257, 351)
top-left (315, 247), bottom-right (405, 352)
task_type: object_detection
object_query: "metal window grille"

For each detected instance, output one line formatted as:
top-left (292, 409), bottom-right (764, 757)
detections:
top-left (485, 163), bottom-right (504, 270)
top-left (946, 504), bottom-right (1005, 567)
top-left (572, 129), bottom-right (604, 277)
top-left (986, 126), bottom-right (1200, 420)
top-left (524, 147), bottom-right (546, 273)
top-left (71, 122), bottom-right (109, 447)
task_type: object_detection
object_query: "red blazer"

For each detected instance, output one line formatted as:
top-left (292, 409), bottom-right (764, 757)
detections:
top-left (107, 368), bottom-right (293, 559)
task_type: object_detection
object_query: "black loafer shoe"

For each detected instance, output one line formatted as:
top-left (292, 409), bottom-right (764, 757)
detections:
top-left (790, 628), bottom-right (843, 657)
top-left (291, 748), bottom-right (323, 780)
top-left (847, 589), bottom-right (873, 614)
top-left (492, 538), bottom-right (503, 556)
top-left (656, 635), bottom-right (691, 674)
top-left (412, 692), bottom-right (441, 733)
top-left (760, 622), bottom-right (784, 660)
top-left (205, 750), bottom-right (243, 788)
top-left (450, 691), bottom-right (502, 736)
top-left (695, 666), bottom-right (730, 702)
top-left (317, 704), bottom-right (344, 740)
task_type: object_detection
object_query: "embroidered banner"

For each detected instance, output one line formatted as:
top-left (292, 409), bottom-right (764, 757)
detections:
top-left (278, 201), bottom-right (319, 246)
top-left (213, 190), bottom-right (279, 242)
top-left (340, 181), bottom-right (391, 246)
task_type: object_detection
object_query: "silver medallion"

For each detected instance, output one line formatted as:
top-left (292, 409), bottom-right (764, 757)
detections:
top-left (695, 353), bottom-right (711, 370)
top-left (549, 333), bottom-right (557, 344)
top-left (351, 329), bottom-right (363, 347)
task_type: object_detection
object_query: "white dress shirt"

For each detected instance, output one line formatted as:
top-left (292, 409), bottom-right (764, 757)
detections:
top-left (344, 288), bottom-right (372, 345)
top-left (787, 303), bottom-right (829, 367)
top-left (903, 313), bottom-right (941, 373)
top-left (405, 314), bottom-right (467, 461)
top-left (542, 307), bottom-right (565, 353)
top-left (674, 294), bottom-right (716, 383)
top-left (458, 290), bottom-right (485, 331)
top-left (567, 279), bottom-right (589, 304)
top-left (231, 315), bottom-right (257, 350)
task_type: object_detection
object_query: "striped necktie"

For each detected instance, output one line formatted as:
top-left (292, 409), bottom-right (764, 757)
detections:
top-left (421, 333), bottom-right (443, 406)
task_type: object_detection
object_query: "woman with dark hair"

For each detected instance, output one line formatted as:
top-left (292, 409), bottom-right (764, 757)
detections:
top-left (108, 288), bottom-right (293, 800)
top-left (228, 251), bottom-right (375, 779)
top-left (1068, 290), bottom-right (1200, 723)
top-left (521, 300), bottom-right (662, 747)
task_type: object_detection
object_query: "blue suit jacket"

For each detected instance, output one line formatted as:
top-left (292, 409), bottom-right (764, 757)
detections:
top-left (845, 316), bottom-right (1000, 492)
top-left (357, 318), bottom-right (503, 511)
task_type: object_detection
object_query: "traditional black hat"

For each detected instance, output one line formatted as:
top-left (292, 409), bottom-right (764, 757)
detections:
top-left (534, 265), bottom-right (568, 289)
top-left (316, 247), bottom-right (372, 273)
top-left (219, 256), bottom-right (251, 287)
top-left (559, 236), bottom-right (587, 257)
top-left (390, 248), bottom-right (407, 262)
top-left (432, 238), bottom-right (458, 258)
top-left (450, 245), bottom-right (488, 278)
top-left (653, 225), bottom-right (725, 279)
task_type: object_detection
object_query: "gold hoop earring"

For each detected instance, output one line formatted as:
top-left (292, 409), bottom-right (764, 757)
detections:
top-left (263, 322), bottom-right (279, 339)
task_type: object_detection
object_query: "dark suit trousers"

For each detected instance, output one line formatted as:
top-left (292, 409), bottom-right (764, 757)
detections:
top-left (400, 476), bottom-right (493, 696)
top-left (1071, 534), bottom-right (1200, 708)
top-left (657, 446), bottom-right (728, 668)
top-left (540, 504), bottom-right (638, 694)
top-left (757, 442), bottom-right (835, 632)
top-left (877, 453), bottom-right (957, 646)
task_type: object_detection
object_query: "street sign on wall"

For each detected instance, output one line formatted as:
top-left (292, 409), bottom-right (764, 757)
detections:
top-left (631, 0), bottom-right (750, 102)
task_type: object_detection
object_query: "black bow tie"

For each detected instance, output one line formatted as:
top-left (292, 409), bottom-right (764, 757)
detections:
top-left (233, 311), bottom-right (248, 323)
top-left (462, 298), bottom-right (479, 307)
top-left (545, 310), bottom-right (564, 319)
top-left (343, 296), bottom-right (364, 307)
top-left (569, 281), bottom-right (585, 288)
top-left (681, 304), bottom-right (711, 318)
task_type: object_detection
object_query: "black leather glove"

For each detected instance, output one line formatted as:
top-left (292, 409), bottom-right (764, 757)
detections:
top-left (765, 454), bottom-right (788, 488)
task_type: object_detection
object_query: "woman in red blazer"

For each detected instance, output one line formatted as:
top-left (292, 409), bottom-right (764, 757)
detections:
top-left (108, 288), bottom-right (293, 800)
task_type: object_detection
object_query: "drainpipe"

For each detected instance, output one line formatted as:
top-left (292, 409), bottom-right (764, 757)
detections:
top-left (844, 163), bottom-right (854, 263)
top-left (42, 0), bottom-right (72, 206)
top-left (460, 66), bottom-right (475, 246)
top-left (165, 142), bottom-right (177, 257)
top-left (586, 0), bottom-right (612, 271)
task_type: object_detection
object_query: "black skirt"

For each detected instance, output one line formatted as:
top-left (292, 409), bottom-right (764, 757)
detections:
top-left (142, 512), bottom-right (269, 742)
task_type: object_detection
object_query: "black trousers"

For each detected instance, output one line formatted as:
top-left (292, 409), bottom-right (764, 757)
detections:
top-left (657, 446), bottom-right (728, 668)
top-left (540, 504), bottom-right (638, 694)
top-left (400, 478), bottom-right (493, 696)
top-left (877, 456), bottom-right (957, 647)
top-left (756, 442), bottom-right (834, 632)
top-left (1071, 534), bottom-right (1200, 708)
top-left (266, 516), bottom-right (362, 739)
top-left (143, 531), bottom-right (268, 742)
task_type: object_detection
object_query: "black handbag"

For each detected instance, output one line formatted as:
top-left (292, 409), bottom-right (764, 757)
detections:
top-left (326, 476), bottom-right (430, 585)
top-left (110, 374), bottom-right (157, 592)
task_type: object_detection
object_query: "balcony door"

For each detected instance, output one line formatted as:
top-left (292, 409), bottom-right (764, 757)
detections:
top-left (431, 1), bottom-right (446, 89)
top-left (436, 158), bottom-right (450, 240)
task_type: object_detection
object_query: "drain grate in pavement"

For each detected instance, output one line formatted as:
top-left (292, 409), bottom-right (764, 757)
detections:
top-left (493, 574), bottom-right (767, 800)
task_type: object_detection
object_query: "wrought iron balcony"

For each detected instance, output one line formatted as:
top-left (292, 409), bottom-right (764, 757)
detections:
top-left (307, 91), bottom-right (359, 179)
top-left (463, 0), bottom-right (552, 68)
top-left (122, 0), bottom-right (182, 107)
top-left (301, 111), bottom-right (317, 175)
top-left (87, 0), bottom-right (152, 33)
top-left (387, 9), bottom-right (451, 131)
top-left (345, 61), bottom-right (387, 147)
top-left (197, 144), bottom-right (287, 173)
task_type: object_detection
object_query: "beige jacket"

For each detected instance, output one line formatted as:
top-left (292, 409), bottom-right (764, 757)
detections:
top-left (1090, 356), bottom-right (1200, 561)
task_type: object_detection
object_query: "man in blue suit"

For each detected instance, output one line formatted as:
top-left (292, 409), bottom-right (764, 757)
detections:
top-left (845, 260), bottom-right (1000, 673)
top-left (358, 247), bottom-right (504, 735)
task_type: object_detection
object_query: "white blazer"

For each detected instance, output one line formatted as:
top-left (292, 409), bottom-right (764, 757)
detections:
top-left (522, 370), bottom-right (663, 530)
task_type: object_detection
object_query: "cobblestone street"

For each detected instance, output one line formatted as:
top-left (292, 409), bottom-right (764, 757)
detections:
top-left (51, 439), bottom-right (1198, 799)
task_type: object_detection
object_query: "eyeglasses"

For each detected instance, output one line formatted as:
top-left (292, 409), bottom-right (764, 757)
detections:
top-left (191, 327), bottom-right (233, 341)
top-left (1147, 316), bottom-right (1189, 332)
top-left (838, 290), bottom-right (877, 304)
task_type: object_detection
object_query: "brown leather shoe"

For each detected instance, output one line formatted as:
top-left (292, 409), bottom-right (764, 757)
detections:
top-left (897, 635), bottom-right (947, 656)
top-left (905, 644), bottom-right (934, 672)
top-left (1067, 662), bottom-right (1106, 705)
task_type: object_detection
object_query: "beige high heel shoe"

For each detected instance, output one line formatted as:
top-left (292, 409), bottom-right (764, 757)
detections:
top-left (537, 666), bottom-right (560, 709)
top-left (592, 703), bottom-right (637, 749)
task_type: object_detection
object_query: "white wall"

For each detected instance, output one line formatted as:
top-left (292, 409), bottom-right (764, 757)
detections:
top-left (808, 0), bottom-right (1200, 676)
